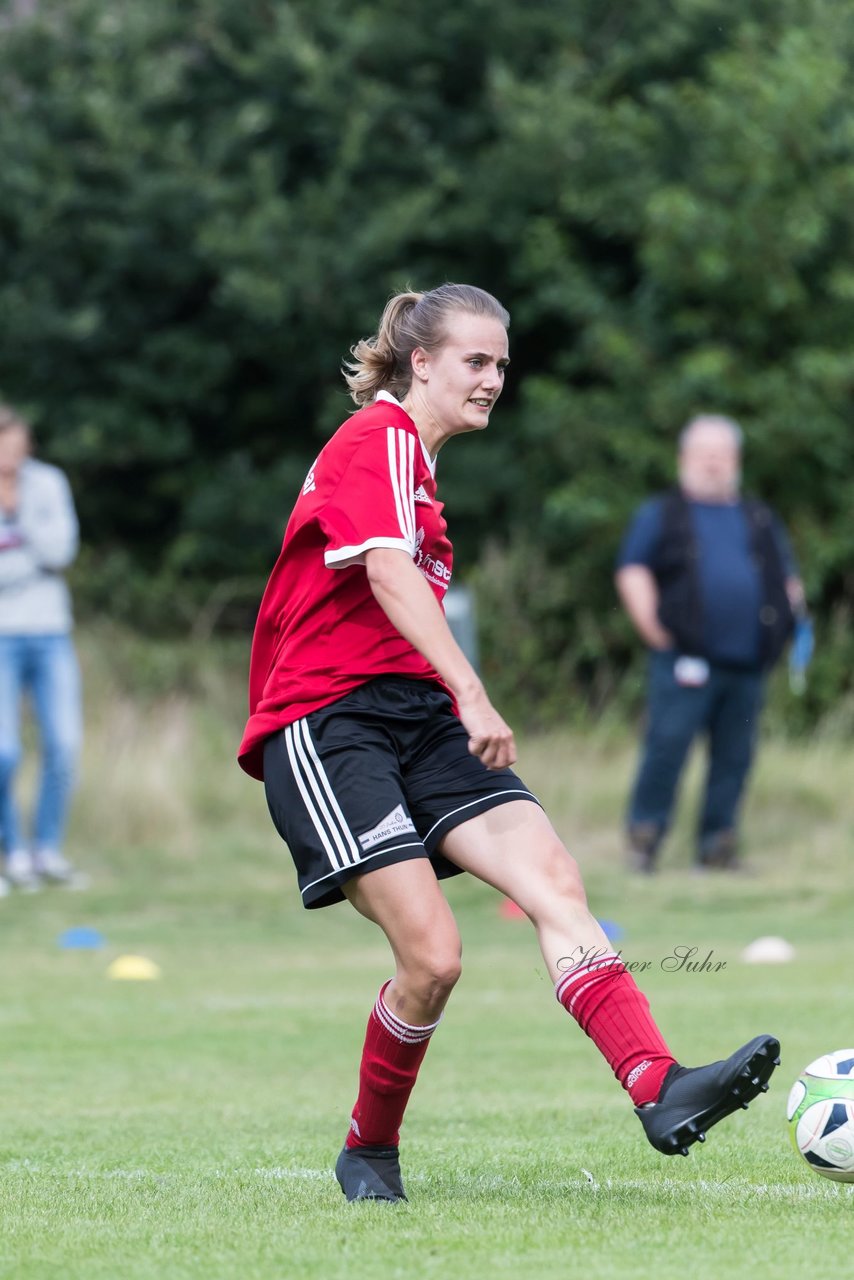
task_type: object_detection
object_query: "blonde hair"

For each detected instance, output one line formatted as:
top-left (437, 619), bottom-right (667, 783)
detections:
top-left (343, 283), bottom-right (510, 406)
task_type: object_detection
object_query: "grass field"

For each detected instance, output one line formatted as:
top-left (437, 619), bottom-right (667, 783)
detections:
top-left (2, 634), bottom-right (853, 1279)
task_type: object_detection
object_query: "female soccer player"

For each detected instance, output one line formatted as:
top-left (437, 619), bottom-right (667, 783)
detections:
top-left (238, 284), bottom-right (780, 1202)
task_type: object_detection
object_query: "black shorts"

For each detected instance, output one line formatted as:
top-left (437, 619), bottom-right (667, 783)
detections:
top-left (263, 676), bottom-right (539, 909)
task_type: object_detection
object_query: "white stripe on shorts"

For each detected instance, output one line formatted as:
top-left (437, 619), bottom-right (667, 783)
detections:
top-left (420, 789), bottom-right (538, 847)
top-left (300, 841), bottom-right (425, 901)
top-left (284, 719), bottom-right (361, 870)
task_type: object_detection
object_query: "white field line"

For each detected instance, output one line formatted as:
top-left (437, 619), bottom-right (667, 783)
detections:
top-left (2, 1160), bottom-right (852, 1201)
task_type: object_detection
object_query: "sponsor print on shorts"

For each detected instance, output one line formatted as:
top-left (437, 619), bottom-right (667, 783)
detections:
top-left (358, 806), bottom-right (417, 851)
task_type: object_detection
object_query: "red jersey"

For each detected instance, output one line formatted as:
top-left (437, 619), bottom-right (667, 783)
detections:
top-left (238, 393), bottom-right (454, 779)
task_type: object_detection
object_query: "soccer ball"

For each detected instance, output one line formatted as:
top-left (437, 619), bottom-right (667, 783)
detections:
top-left (787, 1049), bottom-right (854, 1182)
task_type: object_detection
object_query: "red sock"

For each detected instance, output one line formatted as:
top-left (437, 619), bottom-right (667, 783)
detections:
top-left (556, 950), bottom-right (675, 1105)
top-left (345, 981), bottom-right (441, 1149)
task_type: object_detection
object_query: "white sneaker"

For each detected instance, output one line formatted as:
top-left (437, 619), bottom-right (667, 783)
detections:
top-left (34, 848), bottom-right (89, 889)
top-left (5, 849), bottom-right (40, 890)
top-left (32, 844), bottom-right (74, 885)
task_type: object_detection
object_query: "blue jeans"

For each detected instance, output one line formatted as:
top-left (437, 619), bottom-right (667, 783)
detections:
top-left (0, 634), bottom-right (82, 854)
top-left (628, 651), bottom-right (764, 857)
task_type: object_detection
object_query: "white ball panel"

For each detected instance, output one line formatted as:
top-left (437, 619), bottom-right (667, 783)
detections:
top-left (786, 1078), bottom-right (806, 1122)
top-left (802, 1049), bottom-right (854, 1079)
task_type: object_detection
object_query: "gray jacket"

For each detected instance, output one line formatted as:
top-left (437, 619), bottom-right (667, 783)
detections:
top-left (0, 458), bottom-right (79, 635)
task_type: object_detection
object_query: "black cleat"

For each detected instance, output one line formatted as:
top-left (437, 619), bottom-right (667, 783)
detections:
top-left (636, 1034), bottom-right (781, 1156)
top-left (335, 1144), bottom-right (407, 1202)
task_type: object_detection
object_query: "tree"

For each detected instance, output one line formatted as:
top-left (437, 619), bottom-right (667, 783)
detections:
top-left (1, 0), bottom-right (853, 724)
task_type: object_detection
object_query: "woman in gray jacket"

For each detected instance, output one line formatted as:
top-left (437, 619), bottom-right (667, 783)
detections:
top-left (0, 405), bottom-right (83, 892)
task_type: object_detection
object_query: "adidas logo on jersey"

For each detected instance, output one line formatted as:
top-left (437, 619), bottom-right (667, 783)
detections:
top-left (302, 457), bottom-right (319, 495)
top-left (413, 484), bottom-right (431, 504)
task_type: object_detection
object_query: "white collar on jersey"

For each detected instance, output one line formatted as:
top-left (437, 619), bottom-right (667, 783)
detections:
top-left (375, 389), bottom-right (436, 478)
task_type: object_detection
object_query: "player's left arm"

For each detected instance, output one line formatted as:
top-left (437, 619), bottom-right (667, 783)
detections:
top-left (364, 547), bottom-right (516, 771)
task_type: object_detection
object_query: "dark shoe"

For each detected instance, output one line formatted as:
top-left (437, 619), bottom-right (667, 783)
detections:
top-left (697, 829), bottom-right (739, 870)
top-left (636, 1034), bottom-right (781, 1156)
top-left (627, 822), bottom-right (663, 874)
top-left (335, 1144), bottom-right (407, 1202)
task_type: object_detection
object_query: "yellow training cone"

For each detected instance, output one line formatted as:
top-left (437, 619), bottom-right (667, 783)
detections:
top-left (107, 954), bottom-right (162, 981)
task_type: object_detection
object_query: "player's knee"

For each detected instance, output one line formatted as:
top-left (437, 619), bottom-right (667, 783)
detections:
top-left (413, 946), bottom-right (462, 1003)
top-left (548, 839), bottom-right (586, 896)
top-left (527, 839), bottom-right (588, 916)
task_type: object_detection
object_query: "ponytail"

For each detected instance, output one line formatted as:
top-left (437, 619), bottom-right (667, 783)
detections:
top-left (343, 292), bottom-right (423, 407)
top-left (343, 283), bottom-right (509, 407)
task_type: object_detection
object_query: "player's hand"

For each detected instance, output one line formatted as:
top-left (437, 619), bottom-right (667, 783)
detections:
top-left (456, 687), bottom-right (516, 771)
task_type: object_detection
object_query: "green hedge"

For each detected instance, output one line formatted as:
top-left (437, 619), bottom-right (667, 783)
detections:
top-left (1, 0), bottom-right (853, 725)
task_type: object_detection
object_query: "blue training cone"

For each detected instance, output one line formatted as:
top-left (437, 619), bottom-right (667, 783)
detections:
top-left (58, 926), bottom-right (106, 950)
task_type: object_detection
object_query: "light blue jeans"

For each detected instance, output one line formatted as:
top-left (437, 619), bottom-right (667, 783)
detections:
top-left (0, 634), bottom-right (82, 854)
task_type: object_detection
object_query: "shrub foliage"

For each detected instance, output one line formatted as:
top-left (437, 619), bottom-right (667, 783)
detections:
top-left (1, 0), bottom-right (853, 722)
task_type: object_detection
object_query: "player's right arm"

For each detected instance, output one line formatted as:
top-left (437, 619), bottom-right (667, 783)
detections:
top-left (365, 547), bottom-right (516, 771)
